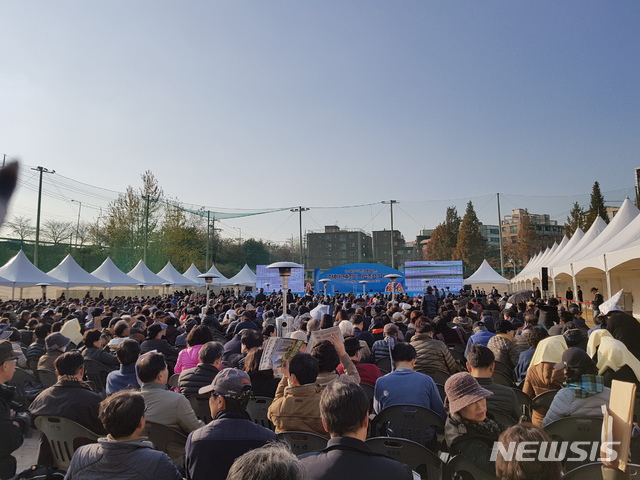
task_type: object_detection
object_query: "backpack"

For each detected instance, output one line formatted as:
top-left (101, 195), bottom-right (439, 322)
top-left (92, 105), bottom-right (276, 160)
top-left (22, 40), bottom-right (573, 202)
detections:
top-left (11, 465), bottom-right (66, 480)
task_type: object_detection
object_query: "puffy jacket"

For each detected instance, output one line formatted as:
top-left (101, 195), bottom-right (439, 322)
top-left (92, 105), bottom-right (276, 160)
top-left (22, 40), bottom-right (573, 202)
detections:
top-left (175, 345), bottom-right (204, 374)
top-left (522, 362), bottom-right (565, 425)
top-left (178, 364), bottom-right (219, 397)
top-left (487, 335), bottom-right (520, 370)
top-left (65, 438), bottom-right (182, 480)
top-left (410, 334), bottom-right (460, 375)
top-left (445, 414), bottom-right (501, 476)
top-left (542, 386), bottom-right (611, 428)
top-left (475, 377), bottom-right (520, 420)
top-left (267, 377), bottom-right (326, 437)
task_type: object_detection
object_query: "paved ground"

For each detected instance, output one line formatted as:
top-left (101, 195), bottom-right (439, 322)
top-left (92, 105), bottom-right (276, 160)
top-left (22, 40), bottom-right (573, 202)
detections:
top-left (14, 431), bottom-right (40, 473)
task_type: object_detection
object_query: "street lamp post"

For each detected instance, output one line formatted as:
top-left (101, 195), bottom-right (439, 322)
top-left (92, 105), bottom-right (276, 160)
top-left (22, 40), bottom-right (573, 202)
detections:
top-left (359, 280), bottom-right (368, 296)
top-left (198, 272), bottom-right (221, 304)
top-left (36, 283), bottom-right (50, 302)
top-left (266, 262), bottom-right (303, 337)
top-left (319, 278), bottom-right (330, 297)
top-left (384, 273), bottom-right (402, 303)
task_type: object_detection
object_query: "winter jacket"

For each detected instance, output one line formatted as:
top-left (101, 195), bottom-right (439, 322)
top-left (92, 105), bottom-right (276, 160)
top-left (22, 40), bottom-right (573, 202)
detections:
top-left (178, 364), bottom-right (219, 397)
top-left (563, 329), bottom-right (587, 351)
top-left (475, 377), bottom-right (520, 420)
top-left (82, 347), bottom-right (120, 369)
top-left (0, 385), bottom-right (23, 480)
top-left (487, 335), bottom-right (520, 370)
top-left (522, 362), bottom-right (565, 425)
top-left (175, 344), bottom-right (204, 374)
top-left (185, 410), bottom-right (277, 480)
top-left (371, 338), bottom-right (395, 362)
top-left (410, 334), bottom-right (460, 375)
top-left (316, 354), bottom-right (360, 386)
top-left (64, 437), bottom-right (182, 480)
top-left (267, 377), bottom-right (326, 437)
top-left (140, 382), bottom-right (204, 434)
top-left (445, 414), bottom-right (502, 476)
top-left (542, 386), bottom-right (611, 428)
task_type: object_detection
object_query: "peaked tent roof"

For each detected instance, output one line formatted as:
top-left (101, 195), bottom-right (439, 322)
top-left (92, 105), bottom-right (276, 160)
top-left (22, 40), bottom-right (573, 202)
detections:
top-left (127, 260), bottom-right (169, 286)
top-left (0, 250), bottom-right (64, 287)
top-left (91, 258), bottom-right (141, 286)
top-left (222, 264), bottom-right (256, 286)
top-left (182, 264), bottom-right (205, 285)
top-left (464, 260), bottom-right (510, 285)
top-left (157, 262), bottom-right (199, 286)
top-left (47, 254), bottom-right (108, 287)
top-left (201, 264), bottom-right (229, 286)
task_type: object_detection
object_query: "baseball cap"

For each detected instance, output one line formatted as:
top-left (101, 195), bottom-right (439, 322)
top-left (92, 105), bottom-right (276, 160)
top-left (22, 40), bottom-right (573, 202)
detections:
top-left (0, 340), bottom-right (20, 363)
top-left (555, 347), bottom-right (595, 371)
top-left (198, 368), bottom-right (252, 397)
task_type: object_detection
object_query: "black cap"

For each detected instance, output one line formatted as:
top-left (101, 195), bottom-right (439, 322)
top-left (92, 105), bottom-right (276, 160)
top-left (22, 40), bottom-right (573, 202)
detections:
top-left (555, 347), bottom-right (595, 371)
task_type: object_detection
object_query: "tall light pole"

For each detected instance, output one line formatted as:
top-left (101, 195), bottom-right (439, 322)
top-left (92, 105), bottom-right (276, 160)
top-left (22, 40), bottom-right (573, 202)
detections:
top-left (385, 273), bottom-right (402, 303)
top-left (71, 199), bottom-right (82, 248)
top-left (359, 280), bottom-right (368, 296)
top-left (198, 272), bottom-right (220, 304)
top-left (267, 261), bottom-right (303, 337)
top-left (290, 206), bottom-right (309, 265)
top-left (319, 278), bottom-right (330, 297)
top-left (382, 200), bottom-right (397, 269)
top-left (142, 195), bottom-right (150, 263)
top-left (32, 166), bottom-right (55, 268)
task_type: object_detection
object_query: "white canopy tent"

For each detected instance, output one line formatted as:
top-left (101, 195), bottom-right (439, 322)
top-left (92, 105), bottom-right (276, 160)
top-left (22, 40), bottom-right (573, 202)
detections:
top-left (91, 258), bottom-right (140, 286)
top-left (47, 254), bottom-right (108, 288)
top-left (157, 262), bottom-right (199, 287)
top-left (0, 250), bottom-right (64, 299)
top-left (222, 264), bottom-right (257, 287)
top-left (201, 264), bottom-right (229, 286)
top-left (464, 260), bottom-right (511, 292)
top-left (127, 260), bottom-right (169, 286)
top-left (182, 264), bottom-right (205, 285)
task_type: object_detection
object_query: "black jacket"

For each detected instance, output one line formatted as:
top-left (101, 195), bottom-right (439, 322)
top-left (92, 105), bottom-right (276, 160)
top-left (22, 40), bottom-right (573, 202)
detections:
top-left (178, 364), bottom-right (219, 397)
top-left (445, 414), bottom-right (501, 476)
top-left (0, 385), bottom-right (23, 479)
top-left (298, 436), bottom-right (413, 480)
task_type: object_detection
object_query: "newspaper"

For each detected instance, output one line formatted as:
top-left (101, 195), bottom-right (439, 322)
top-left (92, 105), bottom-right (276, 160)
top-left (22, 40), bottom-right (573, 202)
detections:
top-left (306, 325), bottom-right (343, 352)
top-left (259, 336), bottom-right (306, 371)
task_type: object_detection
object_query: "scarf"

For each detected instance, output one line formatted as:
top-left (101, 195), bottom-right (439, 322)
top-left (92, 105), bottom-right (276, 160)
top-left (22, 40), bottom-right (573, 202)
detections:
top-left (566, 374), bottom-right (604, 398)
top-left (452, 412), bottom-right (503, 440)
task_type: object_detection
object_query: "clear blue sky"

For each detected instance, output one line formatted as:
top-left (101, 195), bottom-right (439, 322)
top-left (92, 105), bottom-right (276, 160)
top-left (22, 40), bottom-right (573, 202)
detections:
top-left (1, 1), bottom-right (638, 244)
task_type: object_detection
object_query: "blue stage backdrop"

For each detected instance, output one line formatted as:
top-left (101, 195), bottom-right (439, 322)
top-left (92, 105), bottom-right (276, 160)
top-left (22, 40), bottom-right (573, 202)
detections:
top-left (313, 263), bottom-right (404, 295)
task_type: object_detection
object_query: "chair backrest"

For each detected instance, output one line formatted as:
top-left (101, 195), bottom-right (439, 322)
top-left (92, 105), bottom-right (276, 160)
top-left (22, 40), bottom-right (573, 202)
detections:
top-left (83, 358), bottom-right (111, 394)
top-left (37, 369), bottom-right (58, 389)
top-left (246, 396), bottom-right (275, 430)
top-left (544, 416), bottom-right (603, 472)
top-left (510, 388), bottom-right (532, 421)
top-left (436, 384), bottom-right (446, 402)
top-left (375, 356), bottom-right (392, 372)
top-left (188, 395), bottom-right (213, 424)
top-left (141, 421), bottom-right (187, 466)
top-left (370, 404), bottom-right (445, 449)
top-left (8, 366), bottom-right (41, 406)
top-left (167, 373), bottom-right (180, 389)
top-left (492, 360), bottom-right (513, 379)
top-left (426, 370), bottom-right (451, 385)
top-left (447, 347), bottom-right (467, 367)
top-left (277, 431), bottom-right (328, 456)
top-left (561, 462), bottom-right (640, 480)
top-left (446, 454), bottom-right (498, 480)
top-left (491, 371), bottom-right (515, 388)
top-left (34, 415), bottom-right (100, 470)
top-left (360, 383), bottom-right (375, 401)
top-left (487, 409), bottom-right (517, 428)
top-left (366, 437), bottom-right (444, 480)
top-left (531, 390), bottom-right (559, 410)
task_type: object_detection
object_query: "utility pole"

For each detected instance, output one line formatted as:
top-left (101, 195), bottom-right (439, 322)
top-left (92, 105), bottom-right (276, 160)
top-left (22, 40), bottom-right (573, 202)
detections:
top-left (71, 199), bottom-right (82, 249)
top-left (32, 166), bottom-right (55, 268)
top-left (497, 193), bottom-right (504, 276)
top-left (206, 211), bottom-right (211, 271)
top-left (382, 200), bottom-right (397, 269)
top-left (290, 206), bottom-right (309, 265)
top-left (142, 195), bottom-right (150, 263)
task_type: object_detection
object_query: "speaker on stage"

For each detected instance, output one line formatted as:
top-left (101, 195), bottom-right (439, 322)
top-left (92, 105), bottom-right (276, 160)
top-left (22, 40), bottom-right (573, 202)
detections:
top-left (541, 267), bottom-right (549, 291)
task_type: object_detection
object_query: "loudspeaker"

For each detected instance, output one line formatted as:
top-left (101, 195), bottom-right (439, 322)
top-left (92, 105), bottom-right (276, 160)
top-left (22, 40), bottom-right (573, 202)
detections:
top-left (541, 267), bottom-right (549, 291)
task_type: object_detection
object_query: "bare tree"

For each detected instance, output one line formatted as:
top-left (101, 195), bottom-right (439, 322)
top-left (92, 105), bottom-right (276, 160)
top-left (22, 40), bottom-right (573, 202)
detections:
top-left (5, 216), bottom-right (36, 241)
top-left (42, 220), bottom-right (73, 244)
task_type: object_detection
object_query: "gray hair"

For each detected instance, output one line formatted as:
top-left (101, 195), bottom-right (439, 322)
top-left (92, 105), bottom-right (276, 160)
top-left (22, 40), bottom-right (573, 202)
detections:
top-left (226, 442), bottom-right (303, 480)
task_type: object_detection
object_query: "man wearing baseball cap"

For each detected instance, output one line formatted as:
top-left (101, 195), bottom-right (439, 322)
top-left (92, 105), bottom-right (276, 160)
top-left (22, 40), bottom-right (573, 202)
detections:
top-left (185, 368), bottom-right (277, 480)
top-left (0, 340), bottom-right (28, 479)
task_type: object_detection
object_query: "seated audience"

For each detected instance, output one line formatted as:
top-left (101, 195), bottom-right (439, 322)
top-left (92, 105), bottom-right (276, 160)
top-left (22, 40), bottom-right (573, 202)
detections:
top-left (410, 321), bottom-right (460, 375)
top-left (464, 321), bottom-right (495, 358)
top-left (444, 372), bottom-right (504, 476)
top-left (105, 339), bottom-right (141, 396)
top-left (242, 347), bottom-right (280, 398)
top-left (64, 391), bottom-right (181, 480)
top-left (514, 325), bottom-right (548, 383)
top-left (178, 341), bottom-right (223, 396)
top-left (311, 335), bottom-right (360, 386)
top-left (487, 320), bottom-right (519, 370)
top-left (371, 323), bottom-right (399, 362)
top-left (82, 329), bottom-right (119, 369)
top-left (185, 368), bottom-right (277, 480)
top-left (227, 443), bottom-right (303, 480)
top-left (596, 336), bottom-right (640, 387)
top-left (298, 381), bottom-right (413, 480)
top-left (37, 333), bottom-right (70, 372)
top-left (174, 325), bottom-right (213, 374)
top-left (336, 336), bottom-right (381, 387)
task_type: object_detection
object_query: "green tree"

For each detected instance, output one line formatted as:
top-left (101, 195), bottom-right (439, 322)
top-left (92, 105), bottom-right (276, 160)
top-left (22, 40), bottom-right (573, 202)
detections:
top-left (243, 238), bottom-right (271, 268)
top-left (425, 206), bottom-right (460, 260)
top-left (515, 209), bottom-right (538, 264)
top-left (564, 202), bottom-right (586, 236)
top-left (453, 201), bottom-right (486, 273)
top-left (585, 181), bottom-right (608, 230)
top-left (161, 202), bottom-right (207, 272)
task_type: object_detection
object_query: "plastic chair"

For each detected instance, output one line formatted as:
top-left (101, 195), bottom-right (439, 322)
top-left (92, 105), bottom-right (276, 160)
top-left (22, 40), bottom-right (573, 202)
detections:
top-left (83, 358), bottom-right (112, 396)
top-left (561, 462), bottom-right (640, 480)
top-left (34, 416), bottom-right (100, 470)
top-left (369, 404), bottom-right (445, 450)
top-left (188, 395), bottom-right (213, 424)
top-left (141, 421), bottom-right (187, 466)
top-left (277, 431), bottom-right (328, 455)
top-left (544, 416), bottom-right (603, 472)
top-left (531, 390), bottom-right (559, 410)
top-left (447, 348), bottom-right (467, 367)
top-left (37, 369), bottom-right (58, 389)
top-left (360, 383), bottom-right (375, 401)
top-left (7, 366), bottom-right (41, 406)
top-left (246, 396), bottom-right (275, 430)
top-left (426, 370), bottom-right (451, 386)
top-left (492, 360), bottom-right (514, 379)
top-left (375, 356), bottom-right (392, 373)
top-left (167, 373), bottom-right (180, 388)
top-left (491, 371), bottom-right (515, 388)
top-left (436, 383), bottom-right (446, 402)
top-left (366, 437), bottom-right (444, 480)
top-left (446, 454), bottom-right (498, 480)
top-left (511, 388), bottom-right (532, 421)
top-left (487, 409), bottom-right (517, 427)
